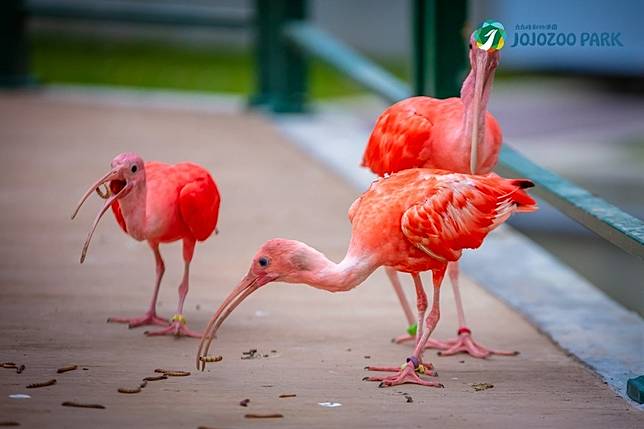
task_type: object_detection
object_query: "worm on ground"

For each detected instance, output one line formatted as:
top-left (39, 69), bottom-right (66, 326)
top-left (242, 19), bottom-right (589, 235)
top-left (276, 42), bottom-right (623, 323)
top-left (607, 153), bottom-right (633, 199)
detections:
top-left (153, 369), bottom-right (190, 377)
top-left (57, 365), bottom-right (78, 374)
top-left (143, 375), bottom-right (168, 382)
top-left (244, 414), bottom-right (283, 419)
top-left (199, 356), bottom-right (223, 363)
top-left (26, 379), bottom-right (56, 388)
top-left (61, 401), bottom-right (105, 409)
top-left (117, 387), bottom-right (142, 394)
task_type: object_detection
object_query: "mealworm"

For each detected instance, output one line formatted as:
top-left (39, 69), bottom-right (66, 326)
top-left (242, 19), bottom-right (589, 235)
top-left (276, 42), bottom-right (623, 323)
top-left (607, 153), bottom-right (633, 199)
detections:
top-left (279, 394), bottom-right (296, 398)
top-left (163, 371), bottom-right (190, 377)
top-left (0, 422), bottom-right (20, 426)
top-left (199, 355), bottom-right (223, 363)
top-left (153, 369), bottom-right (190, 377)
top-left (61, 401), bottom-right (105, 409)
top-left (26, 379), bottom-right (56, 388)
top-left (1, 363), bottom-right (17, 369)
top-left (57, 365), bottom-right (78, 374)
top-left (244, 414), bottom-right (283, 419)
top-left (142, 375), bottom-right (167, 382)
top-left (117, 387), bottom-right (141, 394)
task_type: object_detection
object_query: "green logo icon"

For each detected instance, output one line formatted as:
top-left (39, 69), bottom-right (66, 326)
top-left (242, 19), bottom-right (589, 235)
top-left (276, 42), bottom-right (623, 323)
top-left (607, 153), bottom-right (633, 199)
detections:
top-left (474, 20), bottom-right (506, 51)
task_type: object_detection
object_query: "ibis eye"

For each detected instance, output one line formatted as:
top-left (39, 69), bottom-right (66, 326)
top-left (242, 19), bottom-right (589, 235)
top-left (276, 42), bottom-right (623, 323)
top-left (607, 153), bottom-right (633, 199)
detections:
top-left (131, 165), bottom-right (138, 173)
top-left (258, 257), bottom-right (269, 267)
top-left (469, 43), bottom-right (473, 50)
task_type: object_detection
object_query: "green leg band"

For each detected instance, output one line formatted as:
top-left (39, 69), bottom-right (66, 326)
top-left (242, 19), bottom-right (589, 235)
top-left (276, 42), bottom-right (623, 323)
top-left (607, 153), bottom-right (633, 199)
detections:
top-left (406, 323), bottom-right (418, 336)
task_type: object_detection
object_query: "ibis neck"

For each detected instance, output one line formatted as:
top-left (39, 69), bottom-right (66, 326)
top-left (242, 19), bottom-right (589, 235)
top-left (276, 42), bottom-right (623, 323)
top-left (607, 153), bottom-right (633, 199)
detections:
top-left (116, 181), bottom-right (147, 240)
top-left (460, 67), bottom-right (494, 174)
top-left (286, 243), bottom-right (376, 293)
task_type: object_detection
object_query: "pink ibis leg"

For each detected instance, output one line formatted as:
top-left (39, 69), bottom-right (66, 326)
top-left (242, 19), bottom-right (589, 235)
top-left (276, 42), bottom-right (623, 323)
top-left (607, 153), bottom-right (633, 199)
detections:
top-left (365, 271), bottom-right (445, 387)
top-left (108, 242), bottom-right (168, 328)
top-left (434, 262), bottom-right (519, 358)
top-left (389, 269), bottom-right (450, 349)
top-left (145, 239), bottom-right (201, 338)
top-left (386, 267), bottom-right (415, 342)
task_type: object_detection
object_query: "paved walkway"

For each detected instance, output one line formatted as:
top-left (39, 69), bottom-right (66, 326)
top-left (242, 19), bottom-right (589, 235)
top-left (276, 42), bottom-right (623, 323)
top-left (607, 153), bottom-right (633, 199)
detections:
top-left (0, 92), bottom-right (640, 428)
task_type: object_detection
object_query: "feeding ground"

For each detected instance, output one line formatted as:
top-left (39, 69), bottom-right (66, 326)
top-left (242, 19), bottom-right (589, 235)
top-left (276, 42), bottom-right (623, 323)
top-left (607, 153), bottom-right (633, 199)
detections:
top-left (0, 91), bottom-right (640, 428)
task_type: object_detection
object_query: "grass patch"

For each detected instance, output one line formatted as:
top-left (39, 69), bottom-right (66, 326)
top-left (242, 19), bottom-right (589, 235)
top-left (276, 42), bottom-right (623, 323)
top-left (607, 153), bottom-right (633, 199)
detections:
top-left (30, 33), bottom-right (409, 99)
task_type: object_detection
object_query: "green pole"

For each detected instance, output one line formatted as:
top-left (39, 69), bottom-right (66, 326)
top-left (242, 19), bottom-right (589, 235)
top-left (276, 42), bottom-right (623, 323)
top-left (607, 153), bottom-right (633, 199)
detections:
top-left (251, 0), bottom-right (308, 113)
top-left (0, 0), bottom-right (33, 87)
top-left (412, 0), bottom-right (467, 98)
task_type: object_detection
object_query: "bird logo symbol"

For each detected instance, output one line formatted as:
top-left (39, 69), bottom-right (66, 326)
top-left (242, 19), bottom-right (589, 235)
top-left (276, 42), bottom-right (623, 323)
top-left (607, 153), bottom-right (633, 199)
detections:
top-left (474, 20), bottom-right (506, 51)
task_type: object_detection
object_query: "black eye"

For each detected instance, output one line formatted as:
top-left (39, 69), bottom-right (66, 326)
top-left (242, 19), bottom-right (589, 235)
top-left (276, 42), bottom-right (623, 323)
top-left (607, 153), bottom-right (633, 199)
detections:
top-left (258, 257), bottom-right (269, 267)
top-left (469, 43), bottom-right (473, 50)
top-left (131, 165), bottom-right (138, 173)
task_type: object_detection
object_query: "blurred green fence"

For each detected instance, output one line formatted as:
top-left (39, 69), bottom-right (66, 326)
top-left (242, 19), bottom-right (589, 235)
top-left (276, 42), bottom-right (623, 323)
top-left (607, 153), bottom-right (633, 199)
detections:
top-left (2, 0), bottom-right (643, 403)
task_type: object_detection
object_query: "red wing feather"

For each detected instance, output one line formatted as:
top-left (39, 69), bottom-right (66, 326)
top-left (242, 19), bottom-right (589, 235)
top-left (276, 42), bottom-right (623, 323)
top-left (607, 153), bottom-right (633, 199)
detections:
top-left (178, 174), bottom-right (221, 242)
top-left (401, 175), bottom-right (536, 261)
top-left (362, 97), bottom-right (440, 176)
top-left (110, 200), bottom-right (128, 233)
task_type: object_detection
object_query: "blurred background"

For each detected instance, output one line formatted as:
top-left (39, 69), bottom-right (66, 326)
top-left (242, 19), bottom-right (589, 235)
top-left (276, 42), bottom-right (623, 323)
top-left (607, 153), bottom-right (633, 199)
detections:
top-left (4, 0), bottom-right (643, 315)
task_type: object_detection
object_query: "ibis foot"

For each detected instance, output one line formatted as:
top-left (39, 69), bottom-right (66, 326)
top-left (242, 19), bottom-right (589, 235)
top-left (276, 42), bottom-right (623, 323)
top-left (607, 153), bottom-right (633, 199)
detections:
top-left (144, 314), bottom-right (201, 338)
top-left (108, 311), bottom-right (168, 329)
top-left (364, 360), bottom-right (443, 388)
top-left (436, 327), bottom-right (519, 358)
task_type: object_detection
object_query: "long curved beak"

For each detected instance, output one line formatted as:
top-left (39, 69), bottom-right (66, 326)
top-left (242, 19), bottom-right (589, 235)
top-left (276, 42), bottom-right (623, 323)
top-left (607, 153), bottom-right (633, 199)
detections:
top-left (469, 47), bottom-right (498, 174)
top-left (470, 52), bottom-right (487, 175)
top-left (71, 168), bottom-right (120, 220)
top-left (72, 167), bottom-right (131, 263)
top-left (196, 272), bottom-right (271, 370)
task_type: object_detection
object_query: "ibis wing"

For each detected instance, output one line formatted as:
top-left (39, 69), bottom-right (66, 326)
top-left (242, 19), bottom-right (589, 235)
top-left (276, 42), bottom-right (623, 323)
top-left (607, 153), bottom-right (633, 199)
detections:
top-left (178, 175), bottom-right (221, 242)
top-left (110, 200), bottom-right (128, 233)
top-left (362, 97), bottom-right (439, 176)
top-left (400, 177), bottom-right (530, 261)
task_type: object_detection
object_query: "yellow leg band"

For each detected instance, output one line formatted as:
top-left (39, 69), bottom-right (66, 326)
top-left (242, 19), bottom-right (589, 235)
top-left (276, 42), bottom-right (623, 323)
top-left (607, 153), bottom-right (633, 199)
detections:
top-left (170, 314), bottom-right (186, 325)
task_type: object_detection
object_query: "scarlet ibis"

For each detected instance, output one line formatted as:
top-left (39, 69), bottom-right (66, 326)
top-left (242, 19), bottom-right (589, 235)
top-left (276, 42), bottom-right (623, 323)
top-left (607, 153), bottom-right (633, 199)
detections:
top-left (72, 152), bottom-right (221, 337)
top-left (361, 31), bottom-right (513, 357)
top-left (197, 169), bottom-right (536, 388)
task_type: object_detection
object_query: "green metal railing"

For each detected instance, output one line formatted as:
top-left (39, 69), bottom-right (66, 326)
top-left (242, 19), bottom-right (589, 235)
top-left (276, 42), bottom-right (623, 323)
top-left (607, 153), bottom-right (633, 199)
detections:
top-left (288, 25), bottom-right (644, 258)
top-left (253, 0), bottom-right (644, 261)
top-left (497, 147), bottom-right (644, 258)
top-left (3, 1), bottom-right (642, 260)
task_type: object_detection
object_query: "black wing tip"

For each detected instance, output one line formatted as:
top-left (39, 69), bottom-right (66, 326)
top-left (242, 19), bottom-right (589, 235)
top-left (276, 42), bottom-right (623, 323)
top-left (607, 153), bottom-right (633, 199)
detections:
top-left (513, 179), bottom-right (535, 189)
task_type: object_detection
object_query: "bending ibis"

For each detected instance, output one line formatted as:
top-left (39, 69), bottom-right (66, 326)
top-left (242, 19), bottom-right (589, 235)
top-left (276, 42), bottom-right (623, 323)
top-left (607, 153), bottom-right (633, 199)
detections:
top-left (197, 169), bottom-right (536, 388)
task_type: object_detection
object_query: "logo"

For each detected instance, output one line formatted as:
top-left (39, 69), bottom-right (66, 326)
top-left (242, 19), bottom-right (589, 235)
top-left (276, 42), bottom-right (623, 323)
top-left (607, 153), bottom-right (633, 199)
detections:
top-left (474, 20), bottom-right (507, 51)
top-left (510, 24), bottom-right (623, 48)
